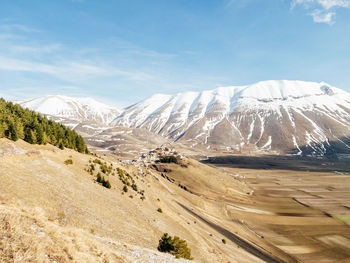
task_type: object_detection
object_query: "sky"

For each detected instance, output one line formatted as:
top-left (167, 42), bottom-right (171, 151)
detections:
top-left (0, 0), bottom-right (349, 108)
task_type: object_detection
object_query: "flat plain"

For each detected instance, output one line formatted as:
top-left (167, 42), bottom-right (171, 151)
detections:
top-left (203, 155), bottom-right (350, 262)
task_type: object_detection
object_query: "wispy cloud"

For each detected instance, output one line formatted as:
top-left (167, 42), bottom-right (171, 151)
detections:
top-left (292, 0), bottom-right (350, 24)
top-left (310, 9), bottom-right (336, 23)
top-left (0, 24), bottom-right (40, 32)
top-left (0, 56), bottom-right (152, 82)
top-left (7, 43), bottom-right (63, 54)
top-left (0, 22), bottom-right (155, 84)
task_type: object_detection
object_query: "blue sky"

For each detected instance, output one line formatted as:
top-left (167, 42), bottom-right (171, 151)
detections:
top-left (0, 0), bottom-right (349, 107)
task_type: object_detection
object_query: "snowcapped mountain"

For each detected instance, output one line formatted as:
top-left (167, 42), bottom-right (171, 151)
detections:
top-left (17, 95), bottom-right (120, 126)
top-left (112, 80), bottom-right (350, 156)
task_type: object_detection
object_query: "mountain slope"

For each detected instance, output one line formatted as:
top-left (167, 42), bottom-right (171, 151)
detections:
top-left (112, 80), bottom-right (350, 155)
top-left (18, 95), bottom-right (120, 126)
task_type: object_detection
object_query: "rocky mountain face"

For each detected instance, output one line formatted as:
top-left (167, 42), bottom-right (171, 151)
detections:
top-left (112, 80), bottom-right (350, 156)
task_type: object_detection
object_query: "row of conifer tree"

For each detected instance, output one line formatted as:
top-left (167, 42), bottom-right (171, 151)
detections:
top-left (0, 98), bottom-right (88, 153)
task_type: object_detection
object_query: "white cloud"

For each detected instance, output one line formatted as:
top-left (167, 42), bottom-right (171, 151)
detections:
top-left (317, 0), bottom-right (350, 9)
top-left (292, 0), bottom-right (350, 24)
top-left (311, 9), bottom-right (336, 23)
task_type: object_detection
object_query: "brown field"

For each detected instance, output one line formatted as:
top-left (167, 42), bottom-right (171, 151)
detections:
top-left (202, 155), bottom-right (350, 262)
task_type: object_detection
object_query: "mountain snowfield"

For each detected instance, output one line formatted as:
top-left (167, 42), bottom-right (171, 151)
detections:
top-left (17, 95), bottom-right (120, 126)
top-left (112, 80), bottom-right (350, 155)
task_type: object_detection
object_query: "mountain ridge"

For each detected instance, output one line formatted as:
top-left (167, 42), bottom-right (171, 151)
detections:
top-left (17, 95), bottom-right (120, 126)
top-left (112, 80), bottom-right (350, 156)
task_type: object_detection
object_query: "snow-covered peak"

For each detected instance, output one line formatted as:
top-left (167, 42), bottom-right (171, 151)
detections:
top-left (114, 80), bottom-right (348, 125)
top-left (231, 80), bottom-right (342, 101)
top-left (192, 80), bottom-right (341, 102)
top-left (121, 80), bottom-right (343, 114)
top-left (112, 80), bottom-right (350, 156)
top-left (17, 95), bottom-right (120, 125)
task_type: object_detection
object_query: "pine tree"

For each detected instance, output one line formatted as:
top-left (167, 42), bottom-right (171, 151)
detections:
top-left (36, 125), bottom-right (45, 145)
top-left (7, 121), bottom-right (18, 141)
top-left (0, 122), bottom-right (5, 138)
top-left (15, 121), bottom-right (25, 140)
top-left (0, 98), bottom-right (88, 153)
top-left (25, 128), bottom-right (36, 144)
top-left (58, 139), bottom-right (65, 150)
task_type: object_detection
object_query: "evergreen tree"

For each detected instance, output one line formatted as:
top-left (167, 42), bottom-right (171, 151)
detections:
top-left (7, 121), bottom-right (18, 141)
top-left (0, 98), bottom-right (88, 153)
top-left (35, 125), bottom-right (45, 145)
top-left (0, 123), bottom-right (4, 137)
top-left (25, 128), bottom-right (36, 144)
top-left (58, 139), bottom-right (65, 150)
top-left (15, 121), bottom-right (25, 140)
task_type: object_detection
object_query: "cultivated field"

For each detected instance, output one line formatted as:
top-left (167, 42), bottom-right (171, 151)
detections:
top-left (203, 155), bottom-right (350, 262)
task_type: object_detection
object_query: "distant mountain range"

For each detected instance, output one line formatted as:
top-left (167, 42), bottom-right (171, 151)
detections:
top-left (17, 95), bottom-right (120, 126)
top-left (112, 80), bottom-right (350, 156)
top-left (13, 80), bottom-right (350, 156)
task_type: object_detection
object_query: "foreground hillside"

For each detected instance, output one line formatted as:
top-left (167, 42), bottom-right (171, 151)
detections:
top-left (1, 203), bottom-right (183, 263)
top-left (0, 139), bottom-right (259, 262)
top-left (2, 138), bottom-right (349, 262)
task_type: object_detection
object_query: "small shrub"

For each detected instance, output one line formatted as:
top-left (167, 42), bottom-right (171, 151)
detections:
top-left (103, 180), bottom-right (111, 189)
top-left (172, 236), bottom-right (192, 259)
top-left (96, 173), bottom-right (111, 189)
top-left (158, 233), bottom-right (174, 252)
top-left (93, 158), bottom-right (102, 165)
top-left (131, 183), bottom-right (138, 192)
top-left (123, 185), bottom-right (128, 193)
top-left (96, 173), bottom-right (102, 183)
top-left (222, 239), bottom-right (226, 244)
top-left (157, 208), bottom-right (163, 213)
top-left (157, 233), bottom-right (192, 260)
top-left (64, 159), bottom-right (73, 165)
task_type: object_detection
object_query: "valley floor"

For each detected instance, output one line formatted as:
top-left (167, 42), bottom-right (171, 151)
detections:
top-left (204, 156), bottom-right (350, 262)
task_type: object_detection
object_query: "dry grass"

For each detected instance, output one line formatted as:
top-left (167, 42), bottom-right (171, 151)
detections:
top-left (5, 138), bottom-right (349, 262)
top-left (0, 139), bottom-right (248, 262)
top-left (0, 201), bottom-right (197, 263)
top-left (0, 203), bottom-right (126, 263)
